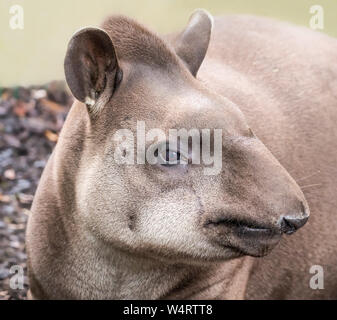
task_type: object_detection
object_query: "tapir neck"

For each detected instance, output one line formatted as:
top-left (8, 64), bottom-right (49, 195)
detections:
top-left (163, 255), bottom-right (254, 300)
top-left (68, 233), bottom-right (253, 299)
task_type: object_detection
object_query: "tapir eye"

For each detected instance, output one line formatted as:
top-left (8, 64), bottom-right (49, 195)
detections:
top-left (156, 148), bottom-right (181, 166)
top-left (154, 142), bottom-right (189, 167)
top-left (154, 144), bottom-right (189, 167)
top-left (163, 149), bottom-right (181, 166)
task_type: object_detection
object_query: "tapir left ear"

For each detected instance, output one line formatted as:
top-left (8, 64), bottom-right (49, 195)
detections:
top-left (173, 9), bottom-right (213, 77)
top-left (64, 27), bottom-right (121, 115)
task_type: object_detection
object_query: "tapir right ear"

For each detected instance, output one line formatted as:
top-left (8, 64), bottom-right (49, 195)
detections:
top-left (64, 27), bottom-right (121, 114)
top-left (173, 9), bottom-right (213, 77)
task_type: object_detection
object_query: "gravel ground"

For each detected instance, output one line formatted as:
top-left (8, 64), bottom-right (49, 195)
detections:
top-left (0, 82), bottom-right (72, 300)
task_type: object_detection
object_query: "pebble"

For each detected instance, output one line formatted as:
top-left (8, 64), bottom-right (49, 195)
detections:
top-left (0, 82), bottom-right (72, 299)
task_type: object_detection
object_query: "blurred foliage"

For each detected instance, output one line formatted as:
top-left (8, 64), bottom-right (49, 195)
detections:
top-left (0, 0), bottom-right (336, 86)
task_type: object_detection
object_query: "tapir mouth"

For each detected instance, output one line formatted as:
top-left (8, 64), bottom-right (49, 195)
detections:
top-left (203, 218), bottom-right (283, 257)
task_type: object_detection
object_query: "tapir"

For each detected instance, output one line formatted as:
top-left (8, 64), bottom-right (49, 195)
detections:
top-left (26, 9), bottom-right (337, 299)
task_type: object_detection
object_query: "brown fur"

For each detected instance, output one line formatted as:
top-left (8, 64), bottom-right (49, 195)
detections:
top-left (26, 11), bottom-right (337, 299)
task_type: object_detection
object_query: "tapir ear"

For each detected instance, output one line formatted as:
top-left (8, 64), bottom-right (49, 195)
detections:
top-left (64, 27), bottom-right (121, 113)
top-left (173, 9), bottom-right (213, 77)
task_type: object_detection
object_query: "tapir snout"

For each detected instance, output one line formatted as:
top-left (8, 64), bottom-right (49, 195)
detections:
top-left (201, 136), bottom-right (310, 256)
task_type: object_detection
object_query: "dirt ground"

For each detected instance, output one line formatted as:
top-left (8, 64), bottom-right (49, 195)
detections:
top-left (0, 82), bottom-right (72, 300)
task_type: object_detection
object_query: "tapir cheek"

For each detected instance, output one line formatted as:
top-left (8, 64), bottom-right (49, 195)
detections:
top-left (135, 193), bottom-right (205, 245)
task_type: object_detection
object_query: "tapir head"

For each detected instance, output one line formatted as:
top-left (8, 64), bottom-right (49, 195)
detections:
top-left (64, 10), bottom-right (309, 263)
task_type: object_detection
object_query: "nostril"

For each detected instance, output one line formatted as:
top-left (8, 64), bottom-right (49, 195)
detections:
top-left (281, 216), bottom-right (309, 234)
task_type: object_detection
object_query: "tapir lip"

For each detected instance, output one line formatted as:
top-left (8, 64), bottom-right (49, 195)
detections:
top-left (204, 218), bottom-right (282, 257)
top-left (235, 223), bottom-right (283, 237)
top-left (204, 217), bottom-right (281, 235)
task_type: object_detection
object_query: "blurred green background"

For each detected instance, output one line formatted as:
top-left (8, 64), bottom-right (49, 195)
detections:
top-left (0, 0), bottom-right (336, 86)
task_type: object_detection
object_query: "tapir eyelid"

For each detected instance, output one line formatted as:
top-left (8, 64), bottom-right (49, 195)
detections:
top-left (155, 142), bottom-right (189, 166)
